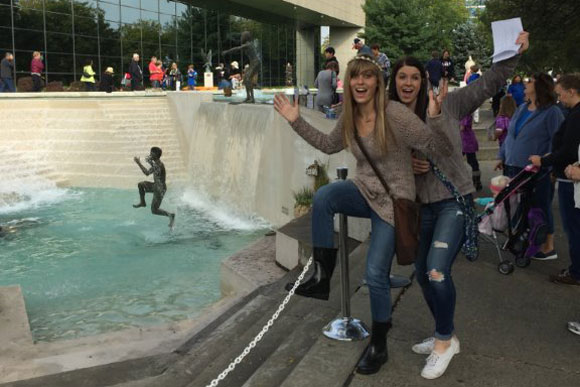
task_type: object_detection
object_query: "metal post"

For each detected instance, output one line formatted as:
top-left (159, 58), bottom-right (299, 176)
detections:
top-left (323, 167), bottom-right (369, 341)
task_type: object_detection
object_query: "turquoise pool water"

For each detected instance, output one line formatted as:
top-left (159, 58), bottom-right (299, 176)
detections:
top-left (0, 187), bottom-right (267, 342)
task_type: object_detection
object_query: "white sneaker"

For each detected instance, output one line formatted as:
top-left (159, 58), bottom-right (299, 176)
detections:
top-left (568, 321), bottom-right (580, 336)
top-left (412, 337), bottom-right (435, 355)
top-left (412, 336), bottom-right (460, 355)
top-left (420, 337), bottom-right (461, 379)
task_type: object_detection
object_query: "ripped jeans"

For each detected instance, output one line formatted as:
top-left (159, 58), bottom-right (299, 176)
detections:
top-left (415, 197), bottom-right (468, 340)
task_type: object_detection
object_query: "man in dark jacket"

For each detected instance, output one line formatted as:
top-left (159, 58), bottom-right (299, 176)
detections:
top-left (425, 50), bottom-right (443, 90)
top-left (441, 50), bottom-right (455, 81)
top-left (0, 52), bottom-right (15, 92)
top-left (129, 53), bottom-right (143, 91)
top-left (324, 46), bottom-right (339, 75)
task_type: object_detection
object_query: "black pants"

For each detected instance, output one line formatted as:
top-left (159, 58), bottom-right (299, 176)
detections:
top-left (464, 152), bottom-right (480, 172)
top-left (83, 82), bottom-right (95, 91)
top-left (131, 79), bottom-right (143, 91)
top-left (32, 74), bottom-right (42, 91)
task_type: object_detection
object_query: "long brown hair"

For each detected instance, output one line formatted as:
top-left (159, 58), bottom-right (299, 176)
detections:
top-left (342, 56), bottom-right (394, 154)
top-left (498, 95), bottom-right (517, 118)
top-left (531, 72), bottom-right (556, 109)
top-left (388, 56), bottom-right (428, 122)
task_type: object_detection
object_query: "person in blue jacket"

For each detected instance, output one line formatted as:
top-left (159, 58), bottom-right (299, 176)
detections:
top-left (507, 74), bottom-right (526, 106)
top-left (497, 72), bottom-right (565, 261)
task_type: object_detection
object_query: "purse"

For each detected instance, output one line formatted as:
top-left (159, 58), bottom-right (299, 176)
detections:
top-left (354, 134), bottom-right (421, 265)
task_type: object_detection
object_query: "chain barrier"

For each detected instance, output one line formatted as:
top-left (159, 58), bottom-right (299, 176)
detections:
top-left (205, 256), bottom-right (314, 387)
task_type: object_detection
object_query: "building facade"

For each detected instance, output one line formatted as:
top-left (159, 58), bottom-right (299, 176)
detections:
top-left (0, 0), bottom-right (364, 87)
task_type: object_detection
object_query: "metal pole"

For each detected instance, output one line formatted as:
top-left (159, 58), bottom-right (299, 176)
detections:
top-left (323, 167), bottom-right (369, 341)
top-left (337, 169), bottom-right (350, 318)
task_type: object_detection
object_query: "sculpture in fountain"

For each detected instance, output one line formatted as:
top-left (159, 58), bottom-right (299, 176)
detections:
top-left (222, 31), bottom-right (261, 103)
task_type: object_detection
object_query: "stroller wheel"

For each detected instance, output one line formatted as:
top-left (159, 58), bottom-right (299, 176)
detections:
top-left (515, 256), bottom-right (531, 268)
top-left (498, 260), bottom-right (514, 275)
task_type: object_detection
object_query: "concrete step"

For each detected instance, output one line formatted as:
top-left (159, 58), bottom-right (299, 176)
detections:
top-left (0, 131), bottom-right (181, 143)
top-left (1, 144), bottom-right (183, 160)
top-left (62, 173), bottom-right (188, 189)
top-left (478, 146), bottom-right (501, 161)
top-left (58, 165), bottom-right (188, 178)
top-left (107, 293), bottom-right (291, 387)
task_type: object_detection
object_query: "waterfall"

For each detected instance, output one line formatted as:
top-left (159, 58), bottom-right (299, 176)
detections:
top-left (0, 147), bottom-right (70, 214)
top-left (185, 103), bottom-right (272, 216)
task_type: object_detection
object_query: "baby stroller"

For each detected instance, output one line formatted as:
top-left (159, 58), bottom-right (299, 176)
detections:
top-left (477, 165), bottom-right (549, 275)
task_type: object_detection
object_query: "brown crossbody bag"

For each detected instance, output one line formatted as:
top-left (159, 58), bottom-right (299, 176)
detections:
top-left (355, 134), bottom-right (421, 265)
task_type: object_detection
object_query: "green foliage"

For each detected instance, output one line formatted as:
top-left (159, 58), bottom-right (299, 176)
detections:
top-left (363, 0), bottom-right (468, 62)
top-left (313, 161), bottom-right (330, 192)
top-left (480, 0), bottom-right (580, 73)
top-left (293, 187), bottom-right (314, 207)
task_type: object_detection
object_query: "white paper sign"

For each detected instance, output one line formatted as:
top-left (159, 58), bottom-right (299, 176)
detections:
top-left (491, 17), bottom-right (523, 63)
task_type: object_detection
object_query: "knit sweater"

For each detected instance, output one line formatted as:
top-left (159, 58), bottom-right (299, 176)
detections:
top-left (289, 100), bottom-right (452, 225)
top-left (415, 56), bottom-right (520, 204)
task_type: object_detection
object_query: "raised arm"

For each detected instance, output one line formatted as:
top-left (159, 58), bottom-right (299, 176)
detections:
top-left (134, 157), bottom-right (152, 176)
top-left (274, 93), bottom-right (345, 154)
top-left (222, 42), bottom-right (251, 56)
top-left (445, 31), bottom-right (529, 120)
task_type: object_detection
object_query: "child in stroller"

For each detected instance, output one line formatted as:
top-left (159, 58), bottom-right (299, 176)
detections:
top-left (476, 165), bottom-right (549, 274)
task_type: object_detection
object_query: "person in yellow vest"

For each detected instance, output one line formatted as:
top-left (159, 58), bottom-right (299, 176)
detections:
top-left (81, 59), bottom-right (96, 91)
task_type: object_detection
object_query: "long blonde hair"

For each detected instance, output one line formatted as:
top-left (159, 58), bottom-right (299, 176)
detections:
top-left (342, 56), bottom-right (394, 154)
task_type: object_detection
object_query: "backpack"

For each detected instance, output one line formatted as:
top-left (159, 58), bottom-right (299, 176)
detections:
top-left (507, 207), bottom-right (547, 259)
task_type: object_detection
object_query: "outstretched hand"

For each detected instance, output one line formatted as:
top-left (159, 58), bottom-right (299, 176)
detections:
top-left (274, 93), bottom-right (300, 124)
top-left (516, 31), bottom-right (530, 54)
top-left (428, 78), bottom-right (448, 117)
top-left (133, 156), bottom-right (140, 164)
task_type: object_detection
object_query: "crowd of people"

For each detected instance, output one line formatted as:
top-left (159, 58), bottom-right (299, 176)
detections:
top-left (0, 51), bottom-right (204, 93)
top-left (276, 30), bottom-right (580, 381)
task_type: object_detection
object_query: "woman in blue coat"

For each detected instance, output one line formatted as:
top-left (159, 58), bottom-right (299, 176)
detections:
top-left (498, 72), bottom-right (565, 260)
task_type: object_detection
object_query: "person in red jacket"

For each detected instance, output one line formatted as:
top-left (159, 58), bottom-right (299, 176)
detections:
top-left (148, 56), bottom-right (162, 88)
top-left (30, 51), bottom-right (44, 92)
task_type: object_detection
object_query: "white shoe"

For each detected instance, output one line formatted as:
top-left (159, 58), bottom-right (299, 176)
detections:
top-left (568, 321), bottom-right (580, 336)
top-left (420, 337), bottom-right (461, 379)
top-left (412, 337), bottom-right (435, 355)
top-left (412, 336), bottom-right (460, 355)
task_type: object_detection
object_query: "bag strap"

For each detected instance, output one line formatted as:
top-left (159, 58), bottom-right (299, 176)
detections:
top-left (354, 133), bottom-right (393, 197)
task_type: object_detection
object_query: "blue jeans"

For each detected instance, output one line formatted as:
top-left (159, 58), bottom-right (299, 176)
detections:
top-left (415, 198), bottom-right (465, 340)
top-left (558, 182), bottom-right (580, 280)
top-left (0, 77), bottom-right (15, 92)
top-left (312, 180), bottom-right (395, 323)
top-left (504, 165), bottom-right (554, 234)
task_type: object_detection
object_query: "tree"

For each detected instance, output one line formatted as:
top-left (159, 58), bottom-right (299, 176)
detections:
top-left (480, 0), bottom-right (580, 73)
top-left (363, 0), bottom-right (468, 62)
top-left (452, 20), bottom-right (492, 80)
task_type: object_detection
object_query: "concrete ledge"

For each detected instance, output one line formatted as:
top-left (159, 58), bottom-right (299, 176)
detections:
top-left (221, 235), bottom-right (286, 296)
top-left (275, 211), bottom-right (367, 270)
top-left (0, 286), bottom-right (33, 349)
top-left (0, 91), bottom-right (169, 99)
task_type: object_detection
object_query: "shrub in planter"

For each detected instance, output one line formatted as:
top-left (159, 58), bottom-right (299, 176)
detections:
top-left (45, 81), bottom-right (64, 92)
top-left (16, 76), bottom-right (34, 92)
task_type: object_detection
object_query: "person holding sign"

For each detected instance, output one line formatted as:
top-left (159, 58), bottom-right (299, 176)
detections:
top-left (406, 26), bottom-right (530, 379)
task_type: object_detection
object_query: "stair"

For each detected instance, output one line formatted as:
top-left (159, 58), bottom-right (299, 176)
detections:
top-left (0, 96), bottom-right (188, 189)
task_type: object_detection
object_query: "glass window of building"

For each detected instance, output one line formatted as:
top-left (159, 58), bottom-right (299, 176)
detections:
top-left (2, 0), bottom-right (299, 86)
top-left (99, 2), bottom-right (121, 22)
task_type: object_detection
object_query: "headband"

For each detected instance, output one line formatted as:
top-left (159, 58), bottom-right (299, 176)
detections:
top-left (347, 55), bottom-right (382, 72)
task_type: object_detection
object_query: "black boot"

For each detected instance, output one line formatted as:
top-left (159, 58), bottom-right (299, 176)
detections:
top-left (356, 321), bottom-right (391, 375)
top-left (473, 171), bottom-right (483, 191)
top-left (284, 247), bottom-right (337, 300)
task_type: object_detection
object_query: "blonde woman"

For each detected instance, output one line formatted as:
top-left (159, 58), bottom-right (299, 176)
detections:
top-left (274, 55), bottom-right (452, 375)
